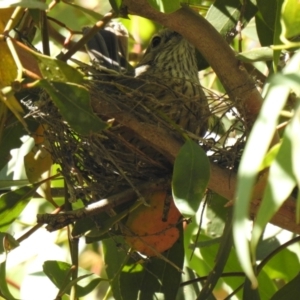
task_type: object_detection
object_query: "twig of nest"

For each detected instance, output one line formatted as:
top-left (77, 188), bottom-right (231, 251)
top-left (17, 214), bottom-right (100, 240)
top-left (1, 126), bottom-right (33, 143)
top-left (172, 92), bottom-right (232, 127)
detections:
top-left (27, 65), bottom-right (245, 232)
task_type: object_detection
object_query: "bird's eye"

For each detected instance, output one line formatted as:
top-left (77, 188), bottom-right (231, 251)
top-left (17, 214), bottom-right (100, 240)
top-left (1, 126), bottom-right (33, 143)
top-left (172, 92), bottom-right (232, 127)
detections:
top-left (151, 36), bottom-right (161, 48)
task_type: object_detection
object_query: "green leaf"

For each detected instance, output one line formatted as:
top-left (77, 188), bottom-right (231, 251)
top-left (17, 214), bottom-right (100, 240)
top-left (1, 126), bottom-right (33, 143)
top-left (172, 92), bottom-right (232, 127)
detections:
top-left (251, 109), bottom-right (297, 252)
top-left (243, 279), bottom-right (261, 300)
top-left (271, 272), bottom-right (300, 300)
top-left (262, 245), bottom-right (300, 282)
top-left (0, 185), bottom-right (37, 231)
top-left (59, 274), bottom-right (102, 298)
top-left (147, 0), bottom-right (181, 13)
top-left (119, 224), bottom-right (184, 299)
top-left (172, 140), bottom-right (210, 216)
top-left (0, 118), bottom-right (38, 170)
top-left (255, 13), bottom-right (275, 47)
top-left (109, 0), bottom-right (122, 14)
top-left (206, 193), bottom-right (228, 238)
top-left (273, 0), bottom-right (285, 71)
top-left (43, 260), bottom-right (103, 297)
top-left (257, 0), bottom-right (278, 30)
top-left (72, 217), bottom-right (96, 237)
top-left (0, 259), bottom-right (18, 300)
top-left (64, 2), bottom-right (104, 21)
top-left (0, 232), bottom-right (19, 256)
top-left (206, 0), bottom-right (257, 38)
top-left (291, 105), bottom-right (300, 190)
top-left (38, 80), bottom-right (109, 135)
top-left (102, 236), bottom-right (129, 300)
top-left (43, 260), bottom-right (71, 288)
top-left (236, 47), bottom-right (273, 63)
top-left (30, 51), bottom-right (84, 84)
top-left (234, 75), bottom-right (290, 288)
top-left (0, 0), bottom-right (47, 9)
top-left (198, 208), bottom-right (234, 299)
top-left (197, 0), bottom-right (257, 70)
top-left (281, 0), bottom-right (300, 39)
top-left (259, 143), bottom-right (281, 171)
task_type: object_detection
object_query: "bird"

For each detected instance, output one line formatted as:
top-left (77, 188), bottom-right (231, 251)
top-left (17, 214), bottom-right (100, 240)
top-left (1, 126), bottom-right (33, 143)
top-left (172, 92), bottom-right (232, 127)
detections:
top-left (86, 27), bottom-right (208, 136)
top-left (133, 29), bottom-right (208, 136)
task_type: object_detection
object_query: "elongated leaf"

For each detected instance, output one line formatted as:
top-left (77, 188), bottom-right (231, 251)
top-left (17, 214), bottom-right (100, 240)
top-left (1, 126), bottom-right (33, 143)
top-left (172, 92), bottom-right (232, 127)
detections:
top-left (234, 49), bottom-right (300, 286)
top-left (198, 208), bottom-right (234, 299)
top-left (172, 140), bottom-right (210, 216)
top-left (291, 105), bottom-right (300, 188)
top-left (273, 0), bottom-right (284, 71)
top-left (0, 259), bottom-right (18, 300)
top-left (102, 236), bottom-right (129, 300)
top-left (257, 0), bottom-right (277, 30)
top-left (251, 111), bottom-right (297, 251)
top-left (0, 185), bottom-right (37, 231)
top-left (255, 13), bottom-right (274, 46)
top-left (38, 80), bottom-right (109, 135)
top-left (259, 143), bottom-right (280, 171)
top-left (234, 75), bottom-right (290, 288)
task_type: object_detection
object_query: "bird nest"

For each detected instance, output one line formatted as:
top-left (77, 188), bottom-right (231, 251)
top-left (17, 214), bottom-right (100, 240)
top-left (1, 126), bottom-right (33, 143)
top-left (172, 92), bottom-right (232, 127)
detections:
top-left (28, 69), bottom-right (244, 204)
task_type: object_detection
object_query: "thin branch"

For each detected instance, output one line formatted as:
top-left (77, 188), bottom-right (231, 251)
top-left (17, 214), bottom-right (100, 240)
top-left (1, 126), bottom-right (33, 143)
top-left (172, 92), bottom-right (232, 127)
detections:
top-left (37, 179), bottom-right (170, 231)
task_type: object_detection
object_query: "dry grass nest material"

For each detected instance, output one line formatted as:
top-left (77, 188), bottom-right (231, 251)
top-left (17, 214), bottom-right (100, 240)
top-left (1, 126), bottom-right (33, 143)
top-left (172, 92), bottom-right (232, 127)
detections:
top-left (30, 69), bottom-right (245, 204)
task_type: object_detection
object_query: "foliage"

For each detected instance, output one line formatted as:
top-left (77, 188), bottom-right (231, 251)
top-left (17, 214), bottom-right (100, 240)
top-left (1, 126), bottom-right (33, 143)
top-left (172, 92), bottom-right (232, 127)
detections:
top-left (0, 0), bottom-right (300, 299)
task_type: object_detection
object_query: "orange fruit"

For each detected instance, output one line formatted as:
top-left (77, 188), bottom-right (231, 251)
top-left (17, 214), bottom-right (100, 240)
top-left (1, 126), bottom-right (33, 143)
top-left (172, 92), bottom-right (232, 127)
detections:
top-left (124, 190), bottom-right (181, 257)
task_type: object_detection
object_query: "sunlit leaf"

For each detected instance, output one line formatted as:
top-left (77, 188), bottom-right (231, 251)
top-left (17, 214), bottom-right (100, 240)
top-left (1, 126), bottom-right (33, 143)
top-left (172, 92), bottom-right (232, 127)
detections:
top-left (172, 140), bottom-right (210, 216)
top-left (0, 259), bottom-right (18, 300)
top-left (38, 80), bottom-right (109, 135)
top-left (290, 105), bottom-right (300, 223)
top-left (24, 141), bottom-right (54, 206)
top-left (206, 0), bottom-right (257, 37)
top-left (234, 74), bottom-right (290, 288)
top-left (147, 0), bottom-right (181, 13)
top-left (0, 185), bottom-right (37, 231)
top-left (259, 143), bottom-right (281, 171)
top-left (0, 0), bottom-right (47, 9)
top-left (236, 47), bottom-right (273, 63)
top-left (280, 0), bottom-right (300, 40)
top-left (271, 272), bottom-right (300, 300)
top-left (252, 113), bottom-right (297, 252)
